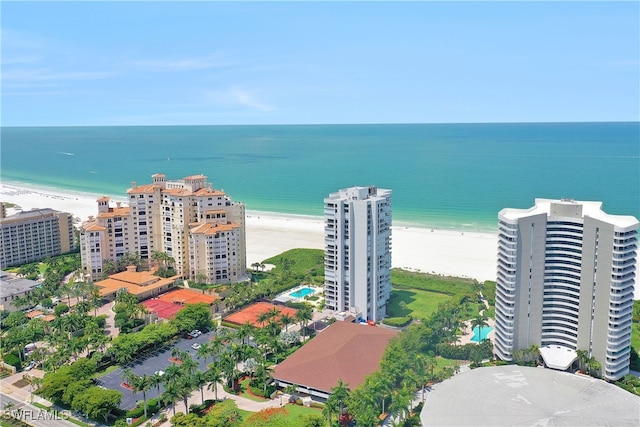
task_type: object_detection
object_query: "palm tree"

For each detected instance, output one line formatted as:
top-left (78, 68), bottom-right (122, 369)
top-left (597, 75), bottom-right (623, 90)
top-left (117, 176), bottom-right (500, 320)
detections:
top-left (328, 379), bottom-right (350, 422)
top-left (122, 369), bottom-right (152, 419)
top-left (196, 341), bottom-right (211, 364)
top-left (206, 365), bottom-right (223, 401)
top-left (470, 313), bottom-right (489, 342)
top-left (295, 306), bottom-right (314, 341)
top-left (323, 395), bottom-right (339, 427)
top-left (576, 349), bottom-right (589, 372)
top-left (236, 322), bottom-right (253, 346)
top-left (161, 380), bottom-right (181, 417)
top-left (279, 313), bottom-right (294, 332)
top-left (256, 310), bottom-right (272, 328)
top-left (192, 370), bottom-right (208, 404)
top-left (150, 372), bottom-right (164, 395)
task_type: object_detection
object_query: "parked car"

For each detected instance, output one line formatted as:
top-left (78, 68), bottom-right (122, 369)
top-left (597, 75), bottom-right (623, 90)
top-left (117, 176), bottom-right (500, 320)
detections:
top-left (24, 361), bottom-right (37, 371)
top-left (189, 330), bottom-right (202, 338)
top-left (191, 343), bottom-right (202, 350)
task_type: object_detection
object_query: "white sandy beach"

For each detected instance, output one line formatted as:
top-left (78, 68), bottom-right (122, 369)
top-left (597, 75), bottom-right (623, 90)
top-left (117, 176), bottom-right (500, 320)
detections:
top-left (1, 181), bottom-right (499, 283)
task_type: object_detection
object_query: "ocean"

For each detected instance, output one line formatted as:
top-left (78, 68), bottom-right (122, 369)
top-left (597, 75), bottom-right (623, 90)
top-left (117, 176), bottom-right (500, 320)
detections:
top-left (1, 122), bottom-right (638, 232)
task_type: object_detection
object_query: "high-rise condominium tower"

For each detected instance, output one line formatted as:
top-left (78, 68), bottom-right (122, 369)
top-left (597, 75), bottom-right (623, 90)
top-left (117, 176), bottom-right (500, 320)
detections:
top-left (324, 186), bottom-right (392, 322)
top-left (494, 198), bottom-right (638, 381)
top-left (80, 174), bottom-right (246, 284)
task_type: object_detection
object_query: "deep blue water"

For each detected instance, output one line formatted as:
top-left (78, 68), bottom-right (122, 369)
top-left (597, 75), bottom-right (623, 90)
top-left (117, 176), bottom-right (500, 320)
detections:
top-left (1, 122), bottom-right (638, 231)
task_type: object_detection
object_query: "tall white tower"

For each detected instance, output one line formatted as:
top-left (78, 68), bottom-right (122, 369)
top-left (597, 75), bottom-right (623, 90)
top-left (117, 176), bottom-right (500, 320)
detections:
top-left (494, 198), bottom-right (638, 381)
top-left (324, 186), bottom-right (392, 322)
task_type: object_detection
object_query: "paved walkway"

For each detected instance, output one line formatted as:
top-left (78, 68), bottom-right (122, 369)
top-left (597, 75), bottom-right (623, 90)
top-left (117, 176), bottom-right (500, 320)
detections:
top-left (0, 371), bottom-right (86, 427)
top-left (150, 382), bottom-right (289, 427)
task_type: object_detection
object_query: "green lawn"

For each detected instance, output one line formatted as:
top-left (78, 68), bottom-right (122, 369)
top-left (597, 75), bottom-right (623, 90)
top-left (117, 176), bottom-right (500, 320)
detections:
top-left (387, 288), bottom-right (452, 319)
top-left (238, 402), bottom-right (323, 425)
top-left (632, 322), bottom-right (640, 352)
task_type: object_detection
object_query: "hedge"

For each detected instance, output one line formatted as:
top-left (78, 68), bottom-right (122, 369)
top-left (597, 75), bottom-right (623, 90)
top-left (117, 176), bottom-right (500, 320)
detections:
top-left (383, 317), bottom-right (412, 327)
top-left (4, 353), bottom-right (21, 371)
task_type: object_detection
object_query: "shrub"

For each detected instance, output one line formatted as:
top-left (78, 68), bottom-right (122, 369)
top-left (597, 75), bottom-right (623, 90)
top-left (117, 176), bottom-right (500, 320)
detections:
top-left (4, 353), bottom-right (21, 370)
top-left (383, 316), bottom-right (412, 327)
top-left (126, 406), bottom-right (144, 419)
top-left (54, 304), bottom-right (69, 317)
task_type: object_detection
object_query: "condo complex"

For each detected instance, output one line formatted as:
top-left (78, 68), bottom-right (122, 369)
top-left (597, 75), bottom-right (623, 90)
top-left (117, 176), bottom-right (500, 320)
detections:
top-left (324, 186), bottom-right (393, 322)
top-left (80, 174), bottom-right (247, 284)
top-left (494, 198), bottom-right (638, 381)
top-left (0, 207), bottom-right (76, 268)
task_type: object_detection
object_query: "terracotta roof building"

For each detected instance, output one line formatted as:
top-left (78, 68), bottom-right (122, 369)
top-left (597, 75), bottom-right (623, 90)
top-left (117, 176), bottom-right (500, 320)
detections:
top-left (79, 173), bottom-right (247, 285)
top-left (272, 321), bottom-right (398, 399)
top-left (94, 266), bottom-right (177, 300)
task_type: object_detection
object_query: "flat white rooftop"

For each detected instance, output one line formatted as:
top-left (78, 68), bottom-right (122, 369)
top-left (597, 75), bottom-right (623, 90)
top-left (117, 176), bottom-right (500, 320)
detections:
top-left (421, 365), bottom-right (640, 426)
top-left (500, 198), bottom-right (639, 229)
top-left (539, 345), bottom-right (577, 371)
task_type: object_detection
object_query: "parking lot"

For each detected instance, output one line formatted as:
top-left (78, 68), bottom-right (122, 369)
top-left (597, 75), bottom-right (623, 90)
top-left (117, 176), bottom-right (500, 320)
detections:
top-left (96, 329), bottom-right (219, 410)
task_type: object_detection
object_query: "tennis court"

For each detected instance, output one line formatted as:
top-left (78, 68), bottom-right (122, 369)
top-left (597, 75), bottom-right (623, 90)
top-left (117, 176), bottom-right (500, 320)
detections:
top-left (142, 299), bottom-right (183, 319)
top-left (224, 302), bottom-right (298, 327)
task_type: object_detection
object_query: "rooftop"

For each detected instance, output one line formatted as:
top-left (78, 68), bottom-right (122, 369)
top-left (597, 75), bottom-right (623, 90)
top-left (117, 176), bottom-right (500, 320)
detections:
top-left (0, 271), bottom-right (40, 296)
top-left (421, 365), bottom-right (640, 426)
top-left (94, 270), bottom-right (177, 297)
top-left (500, 198), bottom-right (639, 229)
top-left (272, 321), bottom-right (398, 393)
top-left (0, 208), bottom-right (66, 224)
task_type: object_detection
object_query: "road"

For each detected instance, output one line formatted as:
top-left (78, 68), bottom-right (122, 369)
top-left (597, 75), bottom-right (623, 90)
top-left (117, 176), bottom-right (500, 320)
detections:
top-left (1, 392), bottom-right (78, 427)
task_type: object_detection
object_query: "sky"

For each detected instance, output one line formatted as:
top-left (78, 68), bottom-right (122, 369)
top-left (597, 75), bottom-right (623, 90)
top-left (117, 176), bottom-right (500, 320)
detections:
top-left (2, 1), bottom-right (639, 126)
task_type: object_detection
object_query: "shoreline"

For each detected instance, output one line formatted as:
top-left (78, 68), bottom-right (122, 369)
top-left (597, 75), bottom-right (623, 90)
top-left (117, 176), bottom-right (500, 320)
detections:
top-left (0, 181), bottom-right (501, 283)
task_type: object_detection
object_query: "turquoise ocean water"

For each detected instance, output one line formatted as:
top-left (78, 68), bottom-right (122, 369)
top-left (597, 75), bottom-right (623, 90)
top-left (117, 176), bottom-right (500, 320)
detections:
top-left (1, 123), bottom-right (638, 232)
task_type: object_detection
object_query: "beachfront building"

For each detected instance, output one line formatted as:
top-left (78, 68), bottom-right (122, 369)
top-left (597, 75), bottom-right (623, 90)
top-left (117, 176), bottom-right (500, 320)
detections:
top-left (494, 198), bottom-right (638, 381)
top-left (0, 208), bottom-right (76, 268)
top-left (324, 186), bottom-right (392, 322)
top-left (80, 174), bottom-right (246, 284)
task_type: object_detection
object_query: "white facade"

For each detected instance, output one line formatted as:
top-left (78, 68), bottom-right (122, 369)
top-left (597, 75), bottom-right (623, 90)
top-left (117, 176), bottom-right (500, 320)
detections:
top-left (324, 186), bottom-right (392, 322)
top-left (494, 198), bottom-right (638, 381)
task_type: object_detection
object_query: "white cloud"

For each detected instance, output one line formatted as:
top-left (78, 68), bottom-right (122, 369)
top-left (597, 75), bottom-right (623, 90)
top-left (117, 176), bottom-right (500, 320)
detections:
top-left (131, 54), bottom-right (232, 72)
top-left (1, 54), bottom-right (43, 65)
top-left (2, 68), bottom-right (117, 85)
top-left (206, 87), bottom-right (276, 112)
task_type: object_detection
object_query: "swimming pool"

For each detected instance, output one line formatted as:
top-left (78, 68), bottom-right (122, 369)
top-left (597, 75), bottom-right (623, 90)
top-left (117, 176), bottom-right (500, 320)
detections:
top-left (289, 287), bottom-right (315, 298)
top-left (471, 326), bottom-right (493, 342)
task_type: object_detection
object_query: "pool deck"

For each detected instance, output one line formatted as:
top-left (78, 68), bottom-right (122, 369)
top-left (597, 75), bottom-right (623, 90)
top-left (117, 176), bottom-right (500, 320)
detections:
top-left (459, 318), bottom-right (495, 345)
top-left (273, 284), bottom-right (321, 304)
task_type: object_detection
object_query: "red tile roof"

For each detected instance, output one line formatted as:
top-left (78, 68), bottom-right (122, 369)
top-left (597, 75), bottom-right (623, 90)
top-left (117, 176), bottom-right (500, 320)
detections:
top-left (272, 321), bottom-right (398, 393)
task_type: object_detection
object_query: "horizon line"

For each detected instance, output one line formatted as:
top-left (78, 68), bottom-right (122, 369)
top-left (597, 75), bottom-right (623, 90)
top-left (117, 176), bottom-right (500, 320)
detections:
top-left (2, 120), bottom-right (639, 128)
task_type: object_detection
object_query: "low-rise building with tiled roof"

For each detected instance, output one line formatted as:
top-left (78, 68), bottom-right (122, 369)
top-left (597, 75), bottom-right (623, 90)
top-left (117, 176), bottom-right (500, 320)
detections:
top-left (94, 265), bottom-right (178, 300)
top-left (272, 321), bottom-right (398, 399)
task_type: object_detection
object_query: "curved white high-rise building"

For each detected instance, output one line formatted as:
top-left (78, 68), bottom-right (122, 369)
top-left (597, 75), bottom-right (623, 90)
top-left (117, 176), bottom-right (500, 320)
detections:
top-left (324, 186), bottom-right (392, 322)
top-left (494, 198), bottom-right (638, 381)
